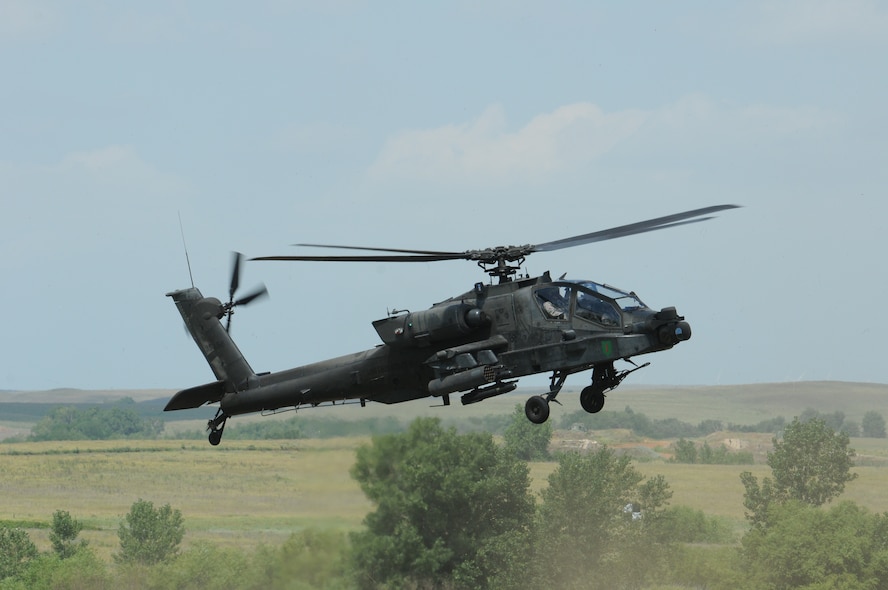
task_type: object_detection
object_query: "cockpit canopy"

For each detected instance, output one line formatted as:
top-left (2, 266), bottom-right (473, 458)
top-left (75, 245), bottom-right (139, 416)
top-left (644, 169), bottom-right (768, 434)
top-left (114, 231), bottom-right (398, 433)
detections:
top-left (534, 280), bottom-right (648, 327)
top-left (566, 280), bottom-right (648, 312)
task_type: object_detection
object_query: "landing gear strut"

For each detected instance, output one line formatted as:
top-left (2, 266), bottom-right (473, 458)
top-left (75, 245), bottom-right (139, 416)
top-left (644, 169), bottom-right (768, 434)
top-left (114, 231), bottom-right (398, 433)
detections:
top-left (207, 409), bottom-right (228, 446)
top-left (579, 361), bottom-right (650, 414)
top-left (524, 370), bottom-right (568, 424)
top-left (580, 363), bottom-right (616, 414)
top-left (580, 386), bottom-right (606, 413)
top-left (523, 361), bottom-right (650, 424)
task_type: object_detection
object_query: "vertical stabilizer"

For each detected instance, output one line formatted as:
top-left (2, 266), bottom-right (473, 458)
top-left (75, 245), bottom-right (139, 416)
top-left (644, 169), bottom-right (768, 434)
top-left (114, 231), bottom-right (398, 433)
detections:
top-left (167, 287), bottom-right (257, 392)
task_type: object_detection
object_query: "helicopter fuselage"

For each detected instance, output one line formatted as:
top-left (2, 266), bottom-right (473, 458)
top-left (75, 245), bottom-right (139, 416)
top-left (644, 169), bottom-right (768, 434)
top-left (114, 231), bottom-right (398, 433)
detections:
top-left (166, 271), bottom-right (690, 437)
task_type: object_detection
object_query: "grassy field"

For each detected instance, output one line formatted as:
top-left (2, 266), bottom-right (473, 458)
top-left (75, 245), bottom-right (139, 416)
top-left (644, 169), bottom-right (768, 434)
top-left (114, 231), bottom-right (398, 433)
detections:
top-left (1, 439), bottom-right (371, 560)
top-left (2, 381), bottom-right (887, 563)
top-left (4, 432), bottom-right (888, 562)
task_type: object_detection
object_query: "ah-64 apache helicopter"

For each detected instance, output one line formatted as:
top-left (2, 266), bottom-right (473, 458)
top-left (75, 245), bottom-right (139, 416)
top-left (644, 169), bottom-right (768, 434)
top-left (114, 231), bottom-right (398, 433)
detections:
top-left (166, 204), bottom-right (738, 445)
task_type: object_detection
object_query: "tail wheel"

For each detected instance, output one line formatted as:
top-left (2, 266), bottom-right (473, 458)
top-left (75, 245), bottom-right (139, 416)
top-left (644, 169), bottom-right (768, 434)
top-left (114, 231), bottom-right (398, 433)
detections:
top-left (207, 411), bottom-right (228, 446)
top-left (525, 395), bottom-right (551, 424)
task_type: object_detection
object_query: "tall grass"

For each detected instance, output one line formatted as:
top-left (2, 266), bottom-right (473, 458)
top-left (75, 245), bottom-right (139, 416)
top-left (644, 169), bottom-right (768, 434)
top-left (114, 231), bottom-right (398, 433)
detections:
top-left (0, 439), bottom-right (371, 560)
top-left (4, 430), bottom-right (887, 563)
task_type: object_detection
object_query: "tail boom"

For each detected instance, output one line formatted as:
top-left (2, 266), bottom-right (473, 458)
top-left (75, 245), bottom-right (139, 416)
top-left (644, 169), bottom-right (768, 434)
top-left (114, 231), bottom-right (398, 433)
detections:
top-left (167, 287), bottom-right (258, 405)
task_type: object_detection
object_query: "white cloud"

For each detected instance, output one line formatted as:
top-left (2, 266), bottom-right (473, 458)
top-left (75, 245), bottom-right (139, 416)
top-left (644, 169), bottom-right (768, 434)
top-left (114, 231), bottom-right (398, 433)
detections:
top-left (366, 97), bottom-right (843, 189)
top-left (367, 103), bottom-right (648, 184)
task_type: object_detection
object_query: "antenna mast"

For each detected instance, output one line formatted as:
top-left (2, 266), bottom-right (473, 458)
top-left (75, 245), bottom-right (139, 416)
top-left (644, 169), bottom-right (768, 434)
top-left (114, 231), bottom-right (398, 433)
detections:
top-left (178, 211), bottom-right (195, 288)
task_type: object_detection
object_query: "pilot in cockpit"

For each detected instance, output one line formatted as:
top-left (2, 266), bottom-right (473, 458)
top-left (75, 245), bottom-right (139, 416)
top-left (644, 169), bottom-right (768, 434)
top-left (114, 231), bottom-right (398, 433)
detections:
top-left (537, 287), bottom-right (568, 319)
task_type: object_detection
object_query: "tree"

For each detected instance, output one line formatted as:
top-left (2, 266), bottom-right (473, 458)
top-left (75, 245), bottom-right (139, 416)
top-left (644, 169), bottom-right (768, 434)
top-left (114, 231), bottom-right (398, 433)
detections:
top-left (503, 403), bottom-right (552, 460)
top-left (115, 499), bottom-right (184, 565)
top-left (250, 529), bottom-right (348, 589)
top-left (671, 438), bottom-right (698, 463)
top-left (29, 406), bottom-right (163, 441)
top-left (0, 527), bottom-right (38, 580)
top-left (697, 418), bottom-right (724, 434)
top-left (843, 420), bottom-right (862, 437)
top-left (50, 509), bottom-right (87, 559)
top-left (534, 447), bottom-right (673, 589)
top-left (742, 417), bottom-right (858, 528)
top-left (740, 470), bottom-right (779, 530)
top-left (741, 501), bottom-right (888, 589)
top-left (14, 547), bottom-right (111, 590)
top-left (768, 417), bottom-right (857, 506)
top-left (862, 410), bottom-right (887, 438)
top-left (349, 417), bottom-right (535, 590)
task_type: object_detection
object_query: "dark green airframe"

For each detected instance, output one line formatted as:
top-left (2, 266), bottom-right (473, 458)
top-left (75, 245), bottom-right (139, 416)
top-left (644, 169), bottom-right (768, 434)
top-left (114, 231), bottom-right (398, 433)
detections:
top-left (166, 205), bottom-right (738, 445)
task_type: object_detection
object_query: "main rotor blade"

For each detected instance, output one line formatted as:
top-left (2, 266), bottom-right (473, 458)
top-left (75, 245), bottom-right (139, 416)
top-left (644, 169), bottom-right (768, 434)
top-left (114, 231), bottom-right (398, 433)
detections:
top-left (532, 204), bottom-right (740, 252)
top-left (251, 204), bottom-right (740, 270)
top-left (294, 243), bottom-right (462, 256)
top-left (252, 253), bottom-right (469, 263)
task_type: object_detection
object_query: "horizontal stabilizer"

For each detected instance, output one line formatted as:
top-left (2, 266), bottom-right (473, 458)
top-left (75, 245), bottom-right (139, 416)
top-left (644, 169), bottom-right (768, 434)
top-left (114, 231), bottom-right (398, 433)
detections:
top-left (164, 380), bottom-right (226, 411)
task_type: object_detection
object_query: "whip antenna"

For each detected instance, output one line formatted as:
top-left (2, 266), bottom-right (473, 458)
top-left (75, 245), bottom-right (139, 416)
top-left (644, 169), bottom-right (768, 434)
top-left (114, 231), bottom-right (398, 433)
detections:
top-left (178, 211), bottom-right (195, 288)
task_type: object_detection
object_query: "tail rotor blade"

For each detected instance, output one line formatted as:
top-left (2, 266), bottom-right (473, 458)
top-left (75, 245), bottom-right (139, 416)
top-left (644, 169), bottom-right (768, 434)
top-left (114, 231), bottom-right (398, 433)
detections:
top-left (229, 251), bottom-right (242, 302)
top-left (223, 253), bottom-right (268, 333)
top-left (234, 285), bottom-right (268, 307)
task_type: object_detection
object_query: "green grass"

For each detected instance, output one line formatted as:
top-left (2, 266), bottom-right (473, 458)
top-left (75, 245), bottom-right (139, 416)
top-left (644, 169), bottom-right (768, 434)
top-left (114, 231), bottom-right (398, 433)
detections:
top-left (0, 439), bottom-right (372, 560)
top-left (5, 433), bottom-right (887, 563)
top-left (3, 381), bottom-right (887, 564)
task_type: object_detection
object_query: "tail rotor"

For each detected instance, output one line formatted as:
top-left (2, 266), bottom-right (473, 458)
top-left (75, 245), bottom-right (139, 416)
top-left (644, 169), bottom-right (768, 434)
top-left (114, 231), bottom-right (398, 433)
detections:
top-left (223, 251), bottom-right (268, 332)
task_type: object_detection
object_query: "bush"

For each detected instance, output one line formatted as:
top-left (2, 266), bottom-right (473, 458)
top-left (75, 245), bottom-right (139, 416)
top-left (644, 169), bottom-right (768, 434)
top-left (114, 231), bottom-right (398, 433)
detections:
top-left (670, 439), bottom-right (754, 465)
top-left (503, 404), bottom-right (552, 460)
top-left (49, 510), bottom-right (86, 559)
top-left (862, 411), bottom-right (887, 438)
top-left (0, 528), bottom-right (37, 581)
top-left (665, 544), bottom-right (748, 590)
top-left (534, 447), bottom-right (673, 588)
top-left (12, 548), bottom-right (111, 590)
top-left (741, 501), bottom-right (888, 588)
top-left (654, 506), bottom-right (736, 544)
top-left (29, 406), bottom-right (163, 441)
top-left (140, 542), bottom-right (252, 590)
top-left (115, 499), bottom-right (184, 565)
top-left (252, 529), bottom-right (350, 590)
top-left (671, 438), bottom-right (698, 463)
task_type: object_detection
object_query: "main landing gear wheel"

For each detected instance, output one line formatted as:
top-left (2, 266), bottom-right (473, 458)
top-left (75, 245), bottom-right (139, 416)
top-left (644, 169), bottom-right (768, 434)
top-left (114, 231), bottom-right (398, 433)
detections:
top-left (525, 395), bottom-right (550, 424)
top-left (580, 386), bottom-right (606, 414)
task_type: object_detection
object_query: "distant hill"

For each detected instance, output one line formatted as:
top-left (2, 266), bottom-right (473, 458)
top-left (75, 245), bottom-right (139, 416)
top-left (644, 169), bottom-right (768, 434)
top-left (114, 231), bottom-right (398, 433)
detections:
top-left (605, 381), bottom-right (888, 425)
top-left (2, 381), bottom-right (884, 428)
top-left (0, 388), bottom-right (173, 404)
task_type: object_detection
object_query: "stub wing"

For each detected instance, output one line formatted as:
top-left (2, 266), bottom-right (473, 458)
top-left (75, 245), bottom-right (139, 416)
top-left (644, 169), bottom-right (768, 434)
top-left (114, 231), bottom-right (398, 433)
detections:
top-left (164, 380), bottom-right (225, 411)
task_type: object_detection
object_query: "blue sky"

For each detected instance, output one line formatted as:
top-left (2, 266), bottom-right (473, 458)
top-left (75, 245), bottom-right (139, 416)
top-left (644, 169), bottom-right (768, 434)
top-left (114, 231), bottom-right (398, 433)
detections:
top-left (2, 1), bottom-right (886, 391)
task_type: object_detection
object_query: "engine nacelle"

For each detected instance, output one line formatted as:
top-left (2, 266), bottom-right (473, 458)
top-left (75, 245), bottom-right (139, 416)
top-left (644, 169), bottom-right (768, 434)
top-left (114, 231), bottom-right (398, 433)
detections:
top-left (373, 303), bottom-right (489, 347)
